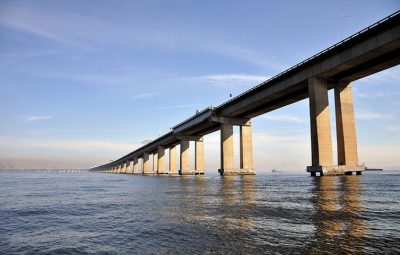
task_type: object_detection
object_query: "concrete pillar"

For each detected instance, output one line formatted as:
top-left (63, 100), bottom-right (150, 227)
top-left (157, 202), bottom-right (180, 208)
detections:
top-left (126, 160), bottom-right (132, 174)
top-left (169, 145), bottom-right (178, 174)
top-left (308, 78), bottom-right (333, 173)
top-left (334, 82), bottom-right (359, 166)
top-left (195, 137), bottom-right (205, 174)
top-left (153, 152), bottom-right (158, 174)
top-left (117, 164), bottom-right (121, 173)
top-left (133, 158), bottom-right (139, 174)
top-left (179, 140), bottom-right (192, 175)
top-left (219, 124), bottom-right (234, 175)
top-left (143, 153), bottom-right (150, 174)
top-left (240, 124), bottom-right (254, 173)
top-left (158, 146), bottom-right (166, 174)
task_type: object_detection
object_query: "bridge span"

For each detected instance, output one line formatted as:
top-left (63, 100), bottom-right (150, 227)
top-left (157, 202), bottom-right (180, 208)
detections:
top-left (91, 11), bottom-right (400, 176)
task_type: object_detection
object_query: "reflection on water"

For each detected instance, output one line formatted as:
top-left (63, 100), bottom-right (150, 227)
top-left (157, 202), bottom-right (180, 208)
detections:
top-left (309, 176), bottom-right (367, 253)
top-left (217, 176), bottom-right (256, 233)
top-left (0, 171), bottom-right (399, 254)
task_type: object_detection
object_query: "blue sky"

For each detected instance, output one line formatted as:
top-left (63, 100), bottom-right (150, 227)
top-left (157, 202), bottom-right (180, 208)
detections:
top-left (0, 0), bottom-right (399, 171)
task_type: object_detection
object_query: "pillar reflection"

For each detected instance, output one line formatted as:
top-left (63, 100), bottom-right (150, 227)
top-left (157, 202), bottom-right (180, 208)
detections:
top-left (217, 176), bottom-right (256, 232)
top-left (311, 176), bottom-right (366, 253)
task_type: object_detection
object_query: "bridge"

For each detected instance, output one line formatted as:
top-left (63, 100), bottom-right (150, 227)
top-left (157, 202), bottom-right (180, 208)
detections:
top-left (90, 11), bottom-right (400, 176)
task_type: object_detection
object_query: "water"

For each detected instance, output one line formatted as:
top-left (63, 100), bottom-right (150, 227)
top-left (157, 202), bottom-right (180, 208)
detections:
top-left (0, 171), bottom-right (399, 254)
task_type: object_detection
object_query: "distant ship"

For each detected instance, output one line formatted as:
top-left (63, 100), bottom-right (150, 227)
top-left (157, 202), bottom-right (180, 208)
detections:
top-left (364, 167), bottom-right (383, 171)
top-left (271, 168), bottom-right (281, 173)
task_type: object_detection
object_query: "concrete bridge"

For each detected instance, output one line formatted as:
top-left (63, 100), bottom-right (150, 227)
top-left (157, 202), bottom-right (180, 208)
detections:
top-left (91, 11), bottom-right (400, 176)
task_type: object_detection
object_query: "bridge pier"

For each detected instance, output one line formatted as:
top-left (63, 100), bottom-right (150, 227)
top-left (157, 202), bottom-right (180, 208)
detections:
top-left (169, 145), bottom-right (178, 175)
top-left (153, 152), bottom-right (158, 175)
top-left (219, 124), bottom-right (234, 175)
top-left (240, 125), bottom-right (255, 174)
top-left (123, 161), bottom-right (129, 173)
top-left (179, 140), bottom-right (194, 175)
top-left (195, 137), bottom-right (205, 175)
top-left (133, 158), bottom-right (139, 173)
top-left (128, 160), bottom-right (132, 173)
top-left (143, 153), bottom-right (151, 174)
top-left (158, 146), bottom-right (166, 174)
top-left (334, 82), bottom-right (364, 174)
top-left (218, 121), bottom-right (255, 176)
top-left (307, 78), bottom-right (363, 176)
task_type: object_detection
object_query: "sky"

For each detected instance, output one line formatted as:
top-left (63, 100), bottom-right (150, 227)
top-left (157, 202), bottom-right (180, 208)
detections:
top-left (0, 0), bottom-right (399, 171)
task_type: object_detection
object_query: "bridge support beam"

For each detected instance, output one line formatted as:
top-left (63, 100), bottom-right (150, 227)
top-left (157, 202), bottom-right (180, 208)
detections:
top-left (307, 78), bottom-right (333, 176)
top-left (133, 158), bottom-right (139, 174)
top-left (240, 124), bottom-right (255, 174)
top-left (179, 140), bottom-right (193, 175)
top-left (195, 137), bottom-right (205, 174)
top-left (334, 82), bottom-right (363, 174)
top-left (169, 146), bottom-right (178, 175)
top-left (219, 124), bottom-right (234, 175)
top-left (128, 160), bottom-right (133, 173)
top-left (125, 161), bottom-right (130, 173)
top-left (158, 146), bottom-right (166, 174)
top-left (143, 153), bottom-right (151, 174)
top-left (153, 153), bottom-right (158, 174)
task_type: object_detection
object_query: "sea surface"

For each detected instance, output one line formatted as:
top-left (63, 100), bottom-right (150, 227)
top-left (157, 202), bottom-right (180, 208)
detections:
top-left (0, 170), bottom-right (399, 254)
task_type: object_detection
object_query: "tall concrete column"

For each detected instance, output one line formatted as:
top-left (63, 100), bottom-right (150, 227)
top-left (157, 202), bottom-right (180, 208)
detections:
top-left (179, 140), bottom-right (192, 175)
top-left (308, 77), bottom-right (333, 175)
top-left (195, 137), bottom-right (205, 174)
top-left (143, 153), bottom-right (150, 174)
top-left (169, 145), bottom-right (178, 175)
top-left (153, 152), bottom-right (158, 174)
top-left (240, 124), bottom-right (254, 174)
top-left (133, 158), bottom-right (139, 174)
top-left (126, 161), bottom-right (132, 173)
top-left (335, 82), bottom-right (359, 166)
top-left (158, 146), bottom-right (166, 174)
top-left (219, 124), bottom-right (234, 175)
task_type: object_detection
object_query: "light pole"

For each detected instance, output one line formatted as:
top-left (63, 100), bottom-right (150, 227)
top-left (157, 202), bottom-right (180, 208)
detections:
top-left (339, 13), bottom-right (349, 40)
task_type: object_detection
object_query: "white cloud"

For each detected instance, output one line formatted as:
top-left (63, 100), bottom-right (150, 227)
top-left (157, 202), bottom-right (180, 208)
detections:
top-left (261, 114), bottom-right (303, 123)
top-left (198, 73), bottom-right (270, 84)
top-left (131, 93), bottom-right (155, 99)
top-left (359, 144), bottom-right (400, 168)
top-left (356, 111), bottom-right (391, 120)
top-left (356, 91), bottom-right (400, 98)
top-left (156, 104), bottom-right (200, 110)
top-left (0, 136), bottom-right (136, 153)
top-left (25, 115), bottom-right (52, 122)
top-left (383, 126), bottom-right (400, 133)
top-left (359, 68), bottom-right (400, 84)
top-left (0, 4), bottom-right (281, 68)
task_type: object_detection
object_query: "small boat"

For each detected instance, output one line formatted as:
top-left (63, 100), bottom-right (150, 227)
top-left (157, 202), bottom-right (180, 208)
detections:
top-left (364, 167), bottom-right (383, 171)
